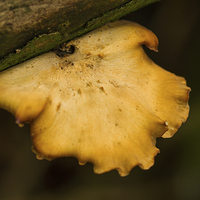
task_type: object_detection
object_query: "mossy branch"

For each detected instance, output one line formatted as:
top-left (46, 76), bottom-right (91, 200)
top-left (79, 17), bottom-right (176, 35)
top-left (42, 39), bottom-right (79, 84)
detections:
top-left (0, 0), bottom-right (160, 71)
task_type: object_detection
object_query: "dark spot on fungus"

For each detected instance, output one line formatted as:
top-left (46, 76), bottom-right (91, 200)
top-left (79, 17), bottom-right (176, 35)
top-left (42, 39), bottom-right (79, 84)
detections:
top-left (86, 82), bottom-right (93, 87)
top-left (77, 89), bottom-right (82, 95)
top-left (118, 108), bottom-right (122, 112)
top-left (98, 54), bottom-right (104, 58)
top-left (56, 102), bottom-right (61, 111)
top-left (86, 64), bottom-right (93, 69)
top-left (54, 44), bottom-right (76, 57)
top-left (86, 52), bottom-right (92, 57)
top-left (99, 86), bottom-right (107, 95)
top-left (65, 45), bottom-right (75, 54)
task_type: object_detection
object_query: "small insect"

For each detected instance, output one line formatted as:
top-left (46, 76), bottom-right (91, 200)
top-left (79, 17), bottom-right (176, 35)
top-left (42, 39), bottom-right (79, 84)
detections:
top-left (54, 43), bottom-right (75, 57)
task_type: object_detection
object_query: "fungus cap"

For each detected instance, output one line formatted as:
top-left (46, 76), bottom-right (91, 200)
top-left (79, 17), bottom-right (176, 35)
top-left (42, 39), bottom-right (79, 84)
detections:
top-left (0, 20), bottom-right (190, 176)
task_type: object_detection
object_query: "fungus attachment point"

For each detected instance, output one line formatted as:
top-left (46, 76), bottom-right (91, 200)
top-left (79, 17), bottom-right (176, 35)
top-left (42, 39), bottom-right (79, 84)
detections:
top-left (0, 20), bottom-right (190, 176)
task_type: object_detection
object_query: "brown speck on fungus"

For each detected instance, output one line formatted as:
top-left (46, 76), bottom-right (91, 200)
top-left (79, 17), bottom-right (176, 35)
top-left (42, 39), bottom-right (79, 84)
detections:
top-left (0, 20), bottom-right (190, 176)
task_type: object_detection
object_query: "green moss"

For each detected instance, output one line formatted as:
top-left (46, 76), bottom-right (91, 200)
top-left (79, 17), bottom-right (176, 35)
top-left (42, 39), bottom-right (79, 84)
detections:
top-left (0, 32), bottom-right (63, 71)
top-left (0, 0), bottom-right (160, 72)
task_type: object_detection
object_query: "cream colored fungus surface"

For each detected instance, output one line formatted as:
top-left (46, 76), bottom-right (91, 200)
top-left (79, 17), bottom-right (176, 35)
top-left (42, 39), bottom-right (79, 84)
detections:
top-left (0, 20), bottom-right (190, 176)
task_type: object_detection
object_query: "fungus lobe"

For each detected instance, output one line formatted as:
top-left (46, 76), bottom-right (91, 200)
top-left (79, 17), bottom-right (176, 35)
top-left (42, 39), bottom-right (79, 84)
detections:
top-left (0, 20), bottom-right (190, 176)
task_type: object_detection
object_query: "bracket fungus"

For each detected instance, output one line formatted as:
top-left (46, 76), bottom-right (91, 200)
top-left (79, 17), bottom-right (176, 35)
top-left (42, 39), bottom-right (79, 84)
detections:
top-left (0, 20), bottom-right (190, 176)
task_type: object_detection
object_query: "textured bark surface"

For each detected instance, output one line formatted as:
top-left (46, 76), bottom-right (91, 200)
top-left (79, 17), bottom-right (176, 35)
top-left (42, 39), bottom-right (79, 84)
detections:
top-left (0, 0), bottom-right (160, 71)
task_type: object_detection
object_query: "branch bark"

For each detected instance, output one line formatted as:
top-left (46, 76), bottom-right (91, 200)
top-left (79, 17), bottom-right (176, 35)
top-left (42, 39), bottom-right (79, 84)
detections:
top-left (0, 0), bottom-right (160, 71)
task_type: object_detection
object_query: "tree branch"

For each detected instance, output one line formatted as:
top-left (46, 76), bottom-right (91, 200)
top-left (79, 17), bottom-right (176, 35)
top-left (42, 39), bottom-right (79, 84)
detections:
top-left (0, 0), bottom-right (160, 71)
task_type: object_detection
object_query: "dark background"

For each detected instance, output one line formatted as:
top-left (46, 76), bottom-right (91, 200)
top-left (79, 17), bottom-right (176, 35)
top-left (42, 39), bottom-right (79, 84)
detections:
top-left (0, 0), bottom-right (200, 199)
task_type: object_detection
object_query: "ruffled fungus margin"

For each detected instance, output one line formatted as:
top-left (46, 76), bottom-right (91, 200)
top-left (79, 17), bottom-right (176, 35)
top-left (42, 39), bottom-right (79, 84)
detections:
top-left (0, 21), bottom-right (190, 176)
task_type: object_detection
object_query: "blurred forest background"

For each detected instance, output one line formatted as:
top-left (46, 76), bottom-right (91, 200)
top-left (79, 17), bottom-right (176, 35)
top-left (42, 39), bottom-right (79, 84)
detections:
top-left (0, 0), bottom-right (200, 199)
